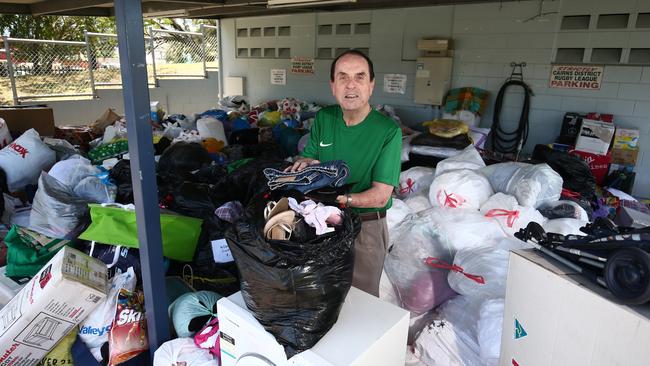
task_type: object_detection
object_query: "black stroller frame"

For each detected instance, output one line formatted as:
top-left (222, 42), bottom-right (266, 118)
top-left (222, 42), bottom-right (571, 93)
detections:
top-left (515, 218), bottom-right (650, 305)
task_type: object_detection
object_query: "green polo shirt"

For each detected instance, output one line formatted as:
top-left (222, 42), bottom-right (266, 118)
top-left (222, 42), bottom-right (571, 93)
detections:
top-left (301, 105), bottom-right (402, 213)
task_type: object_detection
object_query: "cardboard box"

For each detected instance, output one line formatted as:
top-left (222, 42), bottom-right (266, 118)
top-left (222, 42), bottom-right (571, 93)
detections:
top-left (574, 118), bottom-right (615, 155)
top-left (0, 247), bottom-right (107, 366)
top-left (500, 250), bottom-right (650, 366)
top-left (0, 106), bottom-right (55, 137)
top-left (611, 147), bottom-right (639, 166)
top-left (417, 38), bottom-right (450, 51)
top-left (612, 128), bottom-right (640, 150)
top-left (569, 149), bottom-right (611, 185)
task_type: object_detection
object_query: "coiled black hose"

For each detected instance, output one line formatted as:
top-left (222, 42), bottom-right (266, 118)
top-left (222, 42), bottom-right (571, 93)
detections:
top-left (490, 79), bottom-right (532, 154)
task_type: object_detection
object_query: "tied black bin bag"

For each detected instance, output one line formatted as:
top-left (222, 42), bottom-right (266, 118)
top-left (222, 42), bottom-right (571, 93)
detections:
top-left (225, 196), bottom-right (361, 358)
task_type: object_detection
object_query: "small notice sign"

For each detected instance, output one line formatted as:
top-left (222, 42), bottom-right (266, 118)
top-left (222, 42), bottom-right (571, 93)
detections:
top-left (383, 74), bottom-right (407, 94)
top-left (291, 57), bottom-right (314, 74)
top-left (549, 64), bottom-right (604, 90)
top-left (271, 69), bottom-right (286, 85)
top-left (514, 318), bottom-right (528, 339)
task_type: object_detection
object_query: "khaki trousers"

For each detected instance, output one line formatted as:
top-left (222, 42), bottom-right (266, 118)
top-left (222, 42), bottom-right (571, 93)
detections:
top-left (352, 217), bottom-right (388, 297)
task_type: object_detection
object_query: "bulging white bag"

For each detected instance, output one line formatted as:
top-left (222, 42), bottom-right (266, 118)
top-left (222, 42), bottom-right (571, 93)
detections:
top-left (397, 166), bottom-right (435, 198)
top-left (153, 338), bottom-right (218, 366)
top-left (404, 194), bottom-right (431, 213)
top-left (542, 218), bottom-right (588, 236)
top-left (197, 117), bottom-right (227, 144)
top-left (447, 238), bottom-right (530, 299)
top-left (478, 298), bottom-right (505, 363)
top-left (387, 198), bottom-right (411, 231)
top-left (0, 128), bottom-right (55, 192)
top-left (480, 162), bottom-right (563, 208)
top-left (0, 118), bottom-right (12, 148)
top-left (435, 145), bottom-right (485, 177)
top-left (429, 169), bottom-right (493, 210)
top-left (48, 155), bottom-right (99, 189)
top-left (480, 193), bottom-right (546, 236)
top-left (430, 207), bottom-right (507, 252)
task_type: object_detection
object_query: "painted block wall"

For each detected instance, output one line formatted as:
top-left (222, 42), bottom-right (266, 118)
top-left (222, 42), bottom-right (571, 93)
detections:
top-left (221, 0), bottom-right (650, 197)
top-left (47, 70), bottom-right (220, 125)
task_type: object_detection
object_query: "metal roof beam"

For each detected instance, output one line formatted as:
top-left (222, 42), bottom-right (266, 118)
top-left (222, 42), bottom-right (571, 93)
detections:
top-left (30, 0), bottom-right (113, 16)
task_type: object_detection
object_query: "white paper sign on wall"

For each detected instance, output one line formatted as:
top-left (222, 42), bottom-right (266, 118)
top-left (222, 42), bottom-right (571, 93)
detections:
top-left (271, 69), bottom-right (286, 85)
top-left (383, 74), bottom-right (407, 94)
top-left (549, 64), bottom-right (604, 90)
top-left (291, 57), bottom-right (314, 74)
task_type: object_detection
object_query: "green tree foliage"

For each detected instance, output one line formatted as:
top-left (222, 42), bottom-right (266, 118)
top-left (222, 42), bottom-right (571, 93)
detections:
top-left (0, 15), bottom-right (116, 73)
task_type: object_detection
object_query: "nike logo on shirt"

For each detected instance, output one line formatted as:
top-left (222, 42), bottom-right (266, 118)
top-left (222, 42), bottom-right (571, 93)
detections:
top-left (320, 141), bottom-right (333, 147)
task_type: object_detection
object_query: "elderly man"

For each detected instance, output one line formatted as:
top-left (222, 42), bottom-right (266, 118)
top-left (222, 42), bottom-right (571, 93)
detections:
top-left (289, 50), bottom-right (402, 296)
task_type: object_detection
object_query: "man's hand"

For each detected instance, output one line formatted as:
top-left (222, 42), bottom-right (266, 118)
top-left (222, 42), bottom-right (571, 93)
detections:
top-left (285, 157), bottom-right (320, 172)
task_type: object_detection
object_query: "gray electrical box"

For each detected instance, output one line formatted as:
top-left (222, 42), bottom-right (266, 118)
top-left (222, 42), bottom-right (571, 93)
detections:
top-left (414, 57), bottom-right (453, 105)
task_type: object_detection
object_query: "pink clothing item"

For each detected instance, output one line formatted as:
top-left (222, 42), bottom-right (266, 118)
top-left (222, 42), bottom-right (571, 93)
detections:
top-left (194, 317), bottom-right (220, 359)
top-left (287, 198), bottom-right (342, 235)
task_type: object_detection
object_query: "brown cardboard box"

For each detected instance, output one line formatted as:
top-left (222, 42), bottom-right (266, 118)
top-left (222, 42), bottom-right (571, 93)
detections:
top-left (0, 105), bottom-right (55, 136)
top-left (417, 39), bottom-right (450, 51)
top-left (611, 147), bottom-right (639, 166)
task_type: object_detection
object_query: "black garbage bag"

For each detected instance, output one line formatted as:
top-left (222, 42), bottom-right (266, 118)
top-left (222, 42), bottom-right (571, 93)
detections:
top-left (157, 142), bottom-right (213, 182)
top-left (161, 181), bottom-right (229, 219)
top-left (216, 158), bottom-right (289, 206)
top-left (184, 216), bottom-right (241, 296)
top-left (190, 164), bottom-right (228, 184)
top-left (225, 196), bottom-right (361, 357)
top-left (109, 160), bottom-right (134, 204)
top-left (532, 144), bottom-right (596, 200)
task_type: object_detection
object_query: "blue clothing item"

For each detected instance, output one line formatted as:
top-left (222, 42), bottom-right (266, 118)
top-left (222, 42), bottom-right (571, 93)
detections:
top-left (263, 160), bottom-right (349, 193)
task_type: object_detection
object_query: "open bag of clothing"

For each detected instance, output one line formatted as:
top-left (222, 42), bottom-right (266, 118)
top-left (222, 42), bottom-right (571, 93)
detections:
top-left (225, 194), bottom-right (361, 358)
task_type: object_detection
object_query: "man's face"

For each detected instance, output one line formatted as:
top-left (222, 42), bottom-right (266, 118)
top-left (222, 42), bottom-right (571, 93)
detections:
top-left (330, 54), bottom-right (375, 113)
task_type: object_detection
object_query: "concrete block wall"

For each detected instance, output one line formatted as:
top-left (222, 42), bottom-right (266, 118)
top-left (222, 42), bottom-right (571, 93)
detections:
top-left (222, 0), bottom-right (650, 197)
top-left (47, 70), bottom-right (220, 125)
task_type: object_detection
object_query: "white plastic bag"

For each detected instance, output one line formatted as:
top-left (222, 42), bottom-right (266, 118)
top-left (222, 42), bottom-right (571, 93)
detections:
top-left (404, 195), bottom-right (431, 213)
top-left (480, 193), bottom-right (546, 236)
top-left (478, 298), bottom-right (505, 363)
top-left (397, 166), bottom-right (435, 198)
top-left (413, 320), bottom-right (482, 366)
top-left (387, 198), bottom-right (411, 232)
top-left (447, 238), bottom-right (530, 299)
top-left (430, 169), bottom-right (493, 210)
top-left (542, 218), bottom-right (588, 236)
top-left (538, 200), bottom-right (589, 221)
top-left (48, 155), bottom-right (100, 189)
top-left (430, 207), bottom-right (507, 252)
top-left (435, 145), bottom-right (485, 177)
top-left (74, 175), bottom-right (117, 203)
top-left (153, 338), bottom-right (218, 366)
top-left (0, 128), bottom-right (55, 192)
top-left (79, 268), bottom-right (137, 362)
top-left (30, 172), bottom-right (91, 238)
top-left (384, 211), bottom-right (457, 314)
top-left (480, 163), bottom-right (563, 208)
top-left (410, 145), bottom-right (463, 159)
top-left (197, 117), bottom-right (227, 144)
top-left (0, 118), bottom-right (13, 148)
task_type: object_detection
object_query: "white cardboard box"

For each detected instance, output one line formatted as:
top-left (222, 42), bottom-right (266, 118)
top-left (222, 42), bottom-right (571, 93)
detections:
top-left (500, 249), bottom-right (650, 366)
top-left (218, 286), bottom-right (410, 366)
top-left (574, 119), bottom-right (615, 155)
top-left (0, 247), bottom-right (107, 366)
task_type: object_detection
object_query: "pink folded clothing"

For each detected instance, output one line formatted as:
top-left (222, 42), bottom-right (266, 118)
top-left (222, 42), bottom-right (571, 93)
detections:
top-left (288, 198), bottom-right (342, 235)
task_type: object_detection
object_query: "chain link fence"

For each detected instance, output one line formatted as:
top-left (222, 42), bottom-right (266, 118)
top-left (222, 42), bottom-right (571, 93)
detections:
top-left (149, 27), bottom-right (206, 78)
top-left (0, 24), bottom-right (220, 105)
top-left (203, 25), bottom-right (219, 71)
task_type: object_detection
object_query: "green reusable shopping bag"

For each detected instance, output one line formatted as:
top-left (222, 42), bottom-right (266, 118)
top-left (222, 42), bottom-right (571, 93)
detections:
top-left (5, 225), bottom-right (71, 277)
top-left (79, 204), bottom-right (202, 262)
